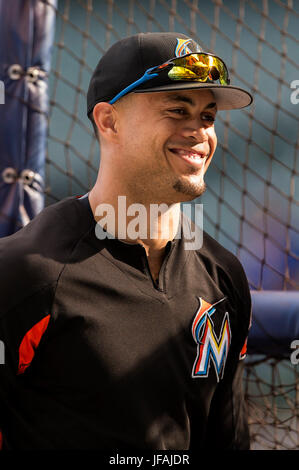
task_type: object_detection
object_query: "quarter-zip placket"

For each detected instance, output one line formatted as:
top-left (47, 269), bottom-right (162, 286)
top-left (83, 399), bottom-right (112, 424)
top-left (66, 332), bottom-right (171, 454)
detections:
top-left (140, 240), bottom-right (176, 293)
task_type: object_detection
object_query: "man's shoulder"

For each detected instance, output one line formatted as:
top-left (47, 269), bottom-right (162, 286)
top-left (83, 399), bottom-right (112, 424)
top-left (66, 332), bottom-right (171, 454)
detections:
top-left (183, 212), bottom-right (244, 274)
top-left (201, 230), bottom-right (243, 272)
top-left (0, 196), bottom-right (93, 312)
top-left (192, 227), bottom-right (251, 308)
top-left (0, 195), bottom-right (91, 253)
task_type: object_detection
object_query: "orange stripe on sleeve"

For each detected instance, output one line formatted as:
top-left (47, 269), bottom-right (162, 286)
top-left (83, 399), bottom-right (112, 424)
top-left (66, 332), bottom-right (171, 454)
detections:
top-left (18, 315), bottom-right (50, 374)
top-left (239, 337), bottom-right (248, 360)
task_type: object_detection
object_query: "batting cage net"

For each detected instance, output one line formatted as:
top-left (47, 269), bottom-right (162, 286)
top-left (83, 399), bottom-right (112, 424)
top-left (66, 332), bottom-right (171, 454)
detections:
top-left (45, 0), bottom-right (299, 450)
top-left (47, 0), bottom-right (299, 291)
top-left (244, 356), bottom-right (299, 450)
top-left (1, 0), bottom-right (298, 451)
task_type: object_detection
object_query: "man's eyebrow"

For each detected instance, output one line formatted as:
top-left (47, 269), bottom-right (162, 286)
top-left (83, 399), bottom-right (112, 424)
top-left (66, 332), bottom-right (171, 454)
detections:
top-left (205, 102), bottom-right (217, 110)
top-left (163, 94), bottom-right (217, 110)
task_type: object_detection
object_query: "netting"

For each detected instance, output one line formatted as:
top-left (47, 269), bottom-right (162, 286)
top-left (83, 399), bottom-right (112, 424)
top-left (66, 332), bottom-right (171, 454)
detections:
top-left (46, 0), bottom-right (299, 292)
top-left (44, 0), bottom-right (298, 450)
top-left (244, 356), bottom-right (299, 450)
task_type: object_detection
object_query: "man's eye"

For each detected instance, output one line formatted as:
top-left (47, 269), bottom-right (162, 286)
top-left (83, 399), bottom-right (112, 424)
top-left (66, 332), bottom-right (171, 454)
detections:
top-left (169, 108), bottom-right (187, 115)
top-left (202, 113), bottom-right (216, 123)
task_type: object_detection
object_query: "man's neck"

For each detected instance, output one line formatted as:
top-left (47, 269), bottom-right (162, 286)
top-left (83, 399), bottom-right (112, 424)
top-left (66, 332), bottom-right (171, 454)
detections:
top-left (88, 186), bottom-right (181, 278)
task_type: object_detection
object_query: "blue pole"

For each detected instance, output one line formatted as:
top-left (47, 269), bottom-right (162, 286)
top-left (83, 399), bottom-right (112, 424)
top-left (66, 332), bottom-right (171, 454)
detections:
top-left (0, 0), bottom-right (57, 237)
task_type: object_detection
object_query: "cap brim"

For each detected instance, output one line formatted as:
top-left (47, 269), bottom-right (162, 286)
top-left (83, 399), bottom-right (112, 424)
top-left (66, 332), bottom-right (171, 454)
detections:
top-left (134, 83), bottom-right (253, 110)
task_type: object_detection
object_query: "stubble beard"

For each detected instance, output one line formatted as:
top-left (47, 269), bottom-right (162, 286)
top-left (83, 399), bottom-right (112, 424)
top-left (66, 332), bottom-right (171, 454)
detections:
top-left (125, 152), bottom-right (208, 204)
top-left (169, 152), bottom-right (209, 201)
top-left (171, 172), bottom-right (206, 200)
top-left (126, 170), bottom-right (207, 205)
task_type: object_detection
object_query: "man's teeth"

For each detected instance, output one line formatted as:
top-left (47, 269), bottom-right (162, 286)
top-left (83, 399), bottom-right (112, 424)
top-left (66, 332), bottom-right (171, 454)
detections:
top-left (175, 150), bottom-right (204, 159)
top-left (184, 152), bottom-right (206, 160)
top-left (190, 154), bottom-right (202, 160)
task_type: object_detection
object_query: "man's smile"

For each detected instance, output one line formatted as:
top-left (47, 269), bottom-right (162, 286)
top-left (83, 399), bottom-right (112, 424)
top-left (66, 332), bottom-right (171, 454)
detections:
top-left (168, 147), bottom-right (208, 169)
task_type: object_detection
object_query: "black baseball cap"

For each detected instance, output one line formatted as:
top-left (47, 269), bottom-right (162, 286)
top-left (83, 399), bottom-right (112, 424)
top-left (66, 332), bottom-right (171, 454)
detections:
top-left (87, 32), bottom-right (253, 117)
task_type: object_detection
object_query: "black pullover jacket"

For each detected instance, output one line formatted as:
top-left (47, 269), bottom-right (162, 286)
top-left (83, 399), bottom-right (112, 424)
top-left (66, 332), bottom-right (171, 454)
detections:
top-left (0, 195), bottom-right (251, 450)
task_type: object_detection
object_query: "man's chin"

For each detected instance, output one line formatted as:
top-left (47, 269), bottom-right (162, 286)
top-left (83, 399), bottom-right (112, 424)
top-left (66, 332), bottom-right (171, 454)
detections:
top-left (172, 179), bottom-right (207, 201)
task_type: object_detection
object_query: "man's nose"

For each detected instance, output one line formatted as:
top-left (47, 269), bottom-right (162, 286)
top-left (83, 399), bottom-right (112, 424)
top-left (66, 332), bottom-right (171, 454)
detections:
top-left (181, 121), bottom-right (209, 142)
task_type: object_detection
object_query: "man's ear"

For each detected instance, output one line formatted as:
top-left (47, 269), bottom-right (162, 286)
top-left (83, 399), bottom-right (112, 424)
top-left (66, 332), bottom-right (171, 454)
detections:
top-left (92, 102), bottom-right (118, 140)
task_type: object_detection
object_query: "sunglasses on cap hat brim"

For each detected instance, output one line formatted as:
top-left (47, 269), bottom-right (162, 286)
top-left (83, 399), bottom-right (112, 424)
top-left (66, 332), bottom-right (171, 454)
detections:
top-left (109, 52), bottom-right (230, 105)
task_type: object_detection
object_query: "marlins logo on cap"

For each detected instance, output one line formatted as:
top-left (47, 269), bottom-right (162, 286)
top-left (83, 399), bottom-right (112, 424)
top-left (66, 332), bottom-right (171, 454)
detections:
top-left (175, 38), bottom-right (202, 57)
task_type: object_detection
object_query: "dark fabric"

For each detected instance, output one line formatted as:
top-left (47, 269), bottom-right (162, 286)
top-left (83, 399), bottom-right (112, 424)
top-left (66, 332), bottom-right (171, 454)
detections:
top-left (0, 195), bottom-right (251, 450)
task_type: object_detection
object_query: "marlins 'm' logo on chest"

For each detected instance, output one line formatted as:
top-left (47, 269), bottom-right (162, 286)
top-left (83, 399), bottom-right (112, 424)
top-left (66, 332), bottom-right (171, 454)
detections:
top-left (191, 297), bottom-right (231, 382)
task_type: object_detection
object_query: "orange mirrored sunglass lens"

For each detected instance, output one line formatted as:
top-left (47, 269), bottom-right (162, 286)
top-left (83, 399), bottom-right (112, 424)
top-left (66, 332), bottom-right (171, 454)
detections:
top-left (167, 54), bottom-right (229, 85)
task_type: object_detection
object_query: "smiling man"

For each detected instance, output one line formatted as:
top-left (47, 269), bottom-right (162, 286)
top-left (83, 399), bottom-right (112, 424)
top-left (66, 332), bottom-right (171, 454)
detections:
top-left (0, 32), bottom-right (253, 451)
top-left (92, 90), bottom-right (217, 202)
top-left (89, 87), bottom-right (219, 278)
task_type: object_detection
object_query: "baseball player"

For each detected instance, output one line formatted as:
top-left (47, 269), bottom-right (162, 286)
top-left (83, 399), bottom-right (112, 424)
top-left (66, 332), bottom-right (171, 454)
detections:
top-left (0, 32), bottom-right (252, 450)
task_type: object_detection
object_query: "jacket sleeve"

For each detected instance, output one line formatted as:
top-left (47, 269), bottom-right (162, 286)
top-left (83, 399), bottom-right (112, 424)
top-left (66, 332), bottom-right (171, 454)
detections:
top-left (203, 357), bottom-right (250, 449)
top-left (203, 268), bottom-right (252, 450)
top-left (0, 229), bottom-right (57, 449)
top-left (0, 287), bottom-right (54, 375)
